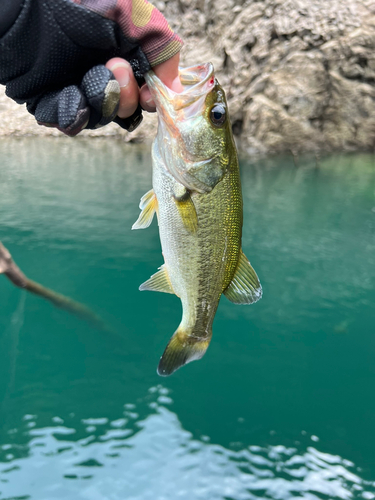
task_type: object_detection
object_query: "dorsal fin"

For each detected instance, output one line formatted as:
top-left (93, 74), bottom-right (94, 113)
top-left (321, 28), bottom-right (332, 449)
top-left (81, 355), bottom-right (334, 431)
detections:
top-left (139, 264), bottom-right (175, 294)
top-left (224, 250), bottom-right (262, 304)
top-left (132, 189), bottom-right (158, 230)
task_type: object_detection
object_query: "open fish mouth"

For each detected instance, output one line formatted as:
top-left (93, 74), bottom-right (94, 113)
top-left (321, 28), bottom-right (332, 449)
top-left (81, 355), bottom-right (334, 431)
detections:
top-left (144, 63), bottom-right (215, 116)
top-left (145, 62), bottom-right (224, 194)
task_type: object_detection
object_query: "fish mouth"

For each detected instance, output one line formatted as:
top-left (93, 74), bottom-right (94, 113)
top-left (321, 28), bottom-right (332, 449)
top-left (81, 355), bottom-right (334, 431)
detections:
top-left (146, 63), bottom-right (218, 193)
top-left (144, 63), bottom-right (215, 114)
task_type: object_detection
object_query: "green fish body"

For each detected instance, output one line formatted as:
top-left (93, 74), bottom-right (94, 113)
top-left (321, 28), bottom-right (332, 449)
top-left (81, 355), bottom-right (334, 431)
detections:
top-left (133, 63), bottom-right (262, 376)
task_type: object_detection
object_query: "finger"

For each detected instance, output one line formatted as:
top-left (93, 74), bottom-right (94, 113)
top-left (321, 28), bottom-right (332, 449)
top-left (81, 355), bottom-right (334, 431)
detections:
top-left (34, 87), bottom-right (90, 137)
top-left (153, 53), bottom-right (184, 93)
top-left (140, 52), bottom-right (183, 113)
top-left (81, 65), bottom-right (120, 128)
top-left (139, 84), bottom-right (156, 112)
top-left (106, 58), bottom-right (139, 118)
top-left (113, 104), bottom-right (143, 133)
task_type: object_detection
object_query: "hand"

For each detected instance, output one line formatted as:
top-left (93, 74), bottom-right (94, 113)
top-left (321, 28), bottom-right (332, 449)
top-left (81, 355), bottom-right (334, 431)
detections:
top-left (0, 0), bottom-right (183, 136)
top-left (106, 53), bottom-right (184, 117)
top-left (34, 51), bottom-right (184, 136)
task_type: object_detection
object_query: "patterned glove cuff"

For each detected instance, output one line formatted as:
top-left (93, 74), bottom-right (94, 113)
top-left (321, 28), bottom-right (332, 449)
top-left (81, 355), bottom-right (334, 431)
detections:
top-left (72, 0), bottom-right (183, 68)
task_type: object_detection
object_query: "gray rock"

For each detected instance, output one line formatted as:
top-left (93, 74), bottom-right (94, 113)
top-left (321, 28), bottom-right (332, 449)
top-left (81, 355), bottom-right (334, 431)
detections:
top-left (168, 0), bottom-right (375, 154)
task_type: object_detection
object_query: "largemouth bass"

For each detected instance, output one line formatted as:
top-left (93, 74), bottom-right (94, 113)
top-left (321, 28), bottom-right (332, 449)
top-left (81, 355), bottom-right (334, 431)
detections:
top-left (133, 63), bottom-right (262, 376)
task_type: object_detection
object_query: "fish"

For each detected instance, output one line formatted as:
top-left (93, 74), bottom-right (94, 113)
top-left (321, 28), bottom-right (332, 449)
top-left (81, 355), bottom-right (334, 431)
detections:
top-left (133, 63), bottom-right (262, 376)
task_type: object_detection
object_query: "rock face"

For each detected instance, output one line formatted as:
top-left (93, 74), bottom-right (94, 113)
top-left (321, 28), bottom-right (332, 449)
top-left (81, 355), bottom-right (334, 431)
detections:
top-left (1, 0), bottom-right (375, 154)
top-left (169, 0), bottom-right (375, 154)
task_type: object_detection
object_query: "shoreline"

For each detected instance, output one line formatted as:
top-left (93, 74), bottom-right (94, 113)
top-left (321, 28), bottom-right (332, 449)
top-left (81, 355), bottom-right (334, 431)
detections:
top-left (0, 85), bottom-right (157, 142)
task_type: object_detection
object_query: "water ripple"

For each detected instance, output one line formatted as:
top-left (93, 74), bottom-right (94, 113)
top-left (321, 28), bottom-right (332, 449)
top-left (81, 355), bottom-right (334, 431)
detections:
top-left (0, 389), bottom-right (374, 500)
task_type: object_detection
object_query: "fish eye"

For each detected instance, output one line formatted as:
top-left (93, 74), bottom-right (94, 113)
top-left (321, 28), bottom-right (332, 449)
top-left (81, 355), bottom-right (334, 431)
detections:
top-left (210, 104), bottom-right (226, 126)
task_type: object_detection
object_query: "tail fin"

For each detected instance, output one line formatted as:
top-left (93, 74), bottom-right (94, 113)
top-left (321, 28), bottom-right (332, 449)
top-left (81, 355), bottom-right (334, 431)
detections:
top-left (157, 327), bottom-right (211, 377)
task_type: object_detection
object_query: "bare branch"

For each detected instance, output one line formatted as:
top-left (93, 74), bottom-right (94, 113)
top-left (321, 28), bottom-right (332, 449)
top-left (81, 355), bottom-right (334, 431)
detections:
top-left (0, 241), bottom-right (107, 329)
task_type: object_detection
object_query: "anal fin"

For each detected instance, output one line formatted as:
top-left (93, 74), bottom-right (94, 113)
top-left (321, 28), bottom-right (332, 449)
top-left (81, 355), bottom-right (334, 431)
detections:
top-left (132, 189), bottom-right (158, 230)
top-left (224, 250), bottom-right (262, 304)
top-left (139, 264), bottom-right (175, 294)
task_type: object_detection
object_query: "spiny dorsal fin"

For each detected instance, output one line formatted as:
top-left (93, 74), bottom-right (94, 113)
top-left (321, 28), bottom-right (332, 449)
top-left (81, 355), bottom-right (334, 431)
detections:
top-left (224, 250), bottom-right (262, 304)
top-left (139, 264), bottom-right (175, 294)
top-left (132, 189), bottom-right (158, 230)
top-left (173, 192), bottom-right (198, 233)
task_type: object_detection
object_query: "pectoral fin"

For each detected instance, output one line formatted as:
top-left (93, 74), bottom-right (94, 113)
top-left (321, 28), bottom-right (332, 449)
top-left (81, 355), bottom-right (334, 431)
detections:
top-left (132, 189), bottom-right (158, 230)
top-left (224, 250), bottom-right (262, 304)
top-left (139, 264), bottom-right (175, 294)
top-left (173, 192), bottom-right (198, 233)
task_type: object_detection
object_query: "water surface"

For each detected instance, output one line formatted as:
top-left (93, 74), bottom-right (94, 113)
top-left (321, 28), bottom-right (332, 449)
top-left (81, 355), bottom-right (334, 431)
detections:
top-left (0, 138), bottom-right (374, 499)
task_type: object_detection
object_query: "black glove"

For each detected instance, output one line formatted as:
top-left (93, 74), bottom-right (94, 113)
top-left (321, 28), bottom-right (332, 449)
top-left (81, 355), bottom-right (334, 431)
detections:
top-left (33, 65), bottom-right (143, 135)
top-left (0, 0), bottom-right (150, 135)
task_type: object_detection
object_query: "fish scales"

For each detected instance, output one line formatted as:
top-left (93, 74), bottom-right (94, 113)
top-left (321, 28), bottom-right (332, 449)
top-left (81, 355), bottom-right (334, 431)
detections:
top-left (133, 63), bottom-right (262, 376)
top-left (154, 143), bottom-right (241, 334)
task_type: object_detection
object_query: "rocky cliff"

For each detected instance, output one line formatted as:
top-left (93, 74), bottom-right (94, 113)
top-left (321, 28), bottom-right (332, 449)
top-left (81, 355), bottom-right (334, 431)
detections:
top-left (1, 0), bottom-right (375, 154)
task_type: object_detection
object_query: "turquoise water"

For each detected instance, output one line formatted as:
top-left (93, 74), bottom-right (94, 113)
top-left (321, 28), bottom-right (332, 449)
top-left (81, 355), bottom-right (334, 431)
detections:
top-left (0, 138), bottom-right (375, 499)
